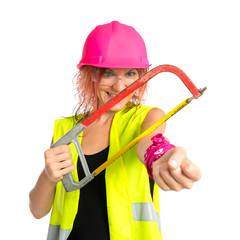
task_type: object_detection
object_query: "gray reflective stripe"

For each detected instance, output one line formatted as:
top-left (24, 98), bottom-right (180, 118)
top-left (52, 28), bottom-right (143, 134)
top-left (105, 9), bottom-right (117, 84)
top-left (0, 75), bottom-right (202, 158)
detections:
top-left (132, 202), bottom-right (161, 231)
top-left (47, 225), bottom-right (71, 240)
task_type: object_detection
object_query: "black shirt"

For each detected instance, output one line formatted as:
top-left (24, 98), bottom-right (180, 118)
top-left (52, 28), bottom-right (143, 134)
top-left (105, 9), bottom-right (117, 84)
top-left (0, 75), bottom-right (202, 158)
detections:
top-left (67, 146), bottom-right (110, 240)
top-left (67, 146), bottom-right (154, 239)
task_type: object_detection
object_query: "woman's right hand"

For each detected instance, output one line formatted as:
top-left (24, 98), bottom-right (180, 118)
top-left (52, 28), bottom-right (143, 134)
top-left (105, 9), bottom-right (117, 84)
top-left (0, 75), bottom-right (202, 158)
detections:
top-left (44, 145), bottom-right (75, 183)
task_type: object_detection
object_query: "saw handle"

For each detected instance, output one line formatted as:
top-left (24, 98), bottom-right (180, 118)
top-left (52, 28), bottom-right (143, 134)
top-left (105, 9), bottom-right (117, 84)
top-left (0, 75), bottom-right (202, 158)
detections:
top-left (50, 124), bottom-right (94, 192)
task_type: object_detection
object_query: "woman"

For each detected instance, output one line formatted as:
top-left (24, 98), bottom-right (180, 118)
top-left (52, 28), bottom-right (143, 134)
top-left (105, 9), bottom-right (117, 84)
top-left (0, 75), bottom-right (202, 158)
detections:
top-left (29, 21), bottom-right (201, 240)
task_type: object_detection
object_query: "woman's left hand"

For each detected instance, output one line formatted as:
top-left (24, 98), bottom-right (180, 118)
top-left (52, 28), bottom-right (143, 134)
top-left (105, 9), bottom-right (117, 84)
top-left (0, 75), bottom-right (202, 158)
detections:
top-left (152, 146), bottom-right (201, 191)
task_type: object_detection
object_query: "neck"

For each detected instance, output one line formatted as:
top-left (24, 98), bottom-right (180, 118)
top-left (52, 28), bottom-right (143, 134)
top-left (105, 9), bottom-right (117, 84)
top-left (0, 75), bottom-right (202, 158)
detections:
top-left (89, 109), bottom-right (116, 125)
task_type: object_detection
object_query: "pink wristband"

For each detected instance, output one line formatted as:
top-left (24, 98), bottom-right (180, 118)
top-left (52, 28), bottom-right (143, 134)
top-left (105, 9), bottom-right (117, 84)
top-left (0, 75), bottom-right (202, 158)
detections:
top-left (144, 133), bottom-right (175, 178)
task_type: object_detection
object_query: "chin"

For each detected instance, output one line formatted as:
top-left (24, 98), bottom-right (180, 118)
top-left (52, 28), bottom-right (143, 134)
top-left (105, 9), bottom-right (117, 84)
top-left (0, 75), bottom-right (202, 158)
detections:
top-left (109, 104), bottom-right (126, 112)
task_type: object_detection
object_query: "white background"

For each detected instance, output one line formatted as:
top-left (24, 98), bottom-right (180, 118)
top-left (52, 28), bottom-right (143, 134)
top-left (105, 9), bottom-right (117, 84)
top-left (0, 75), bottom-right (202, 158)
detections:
top-left (1, 0), bottom-right (239, 239)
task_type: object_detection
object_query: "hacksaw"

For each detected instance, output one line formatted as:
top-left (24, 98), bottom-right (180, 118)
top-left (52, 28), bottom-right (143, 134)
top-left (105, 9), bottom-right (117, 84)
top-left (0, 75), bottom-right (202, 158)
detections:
top-left (51, 65), bottom-right (207, 192)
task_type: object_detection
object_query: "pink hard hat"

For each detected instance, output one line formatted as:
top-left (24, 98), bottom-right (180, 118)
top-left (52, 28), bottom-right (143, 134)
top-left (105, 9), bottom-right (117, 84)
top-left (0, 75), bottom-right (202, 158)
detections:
top-left (77, 21), bottom-right (150, 69)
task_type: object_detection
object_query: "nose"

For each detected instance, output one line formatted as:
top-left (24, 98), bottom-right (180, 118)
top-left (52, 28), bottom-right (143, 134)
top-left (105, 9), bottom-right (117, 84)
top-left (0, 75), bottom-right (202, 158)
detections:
top-left (112, 77), bottom-right (126, 91)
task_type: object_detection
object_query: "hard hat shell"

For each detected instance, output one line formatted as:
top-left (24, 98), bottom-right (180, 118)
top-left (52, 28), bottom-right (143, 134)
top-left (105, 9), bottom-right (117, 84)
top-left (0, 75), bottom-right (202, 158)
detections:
top-left (77, 21), bottom-right (150, 69)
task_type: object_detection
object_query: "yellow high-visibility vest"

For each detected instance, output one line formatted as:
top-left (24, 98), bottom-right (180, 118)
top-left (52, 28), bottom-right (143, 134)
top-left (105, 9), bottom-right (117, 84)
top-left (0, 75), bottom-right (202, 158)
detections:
top-left (47, 105), bottom-right (162, 240)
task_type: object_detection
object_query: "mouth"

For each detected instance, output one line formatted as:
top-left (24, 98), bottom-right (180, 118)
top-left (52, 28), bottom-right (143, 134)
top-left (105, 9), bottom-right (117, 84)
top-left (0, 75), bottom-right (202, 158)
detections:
top-left (106, 92), bottom-right (117, 98)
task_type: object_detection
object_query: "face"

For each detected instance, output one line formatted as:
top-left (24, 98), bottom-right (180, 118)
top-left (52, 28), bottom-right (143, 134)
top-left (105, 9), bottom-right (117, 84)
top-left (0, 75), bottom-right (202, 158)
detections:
top-left (97, 68), bottom-right (139, 112)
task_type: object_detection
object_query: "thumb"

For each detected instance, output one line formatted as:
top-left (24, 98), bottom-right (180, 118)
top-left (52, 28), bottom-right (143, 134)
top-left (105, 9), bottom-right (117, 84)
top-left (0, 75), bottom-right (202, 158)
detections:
top-left (168, 147), bottom-right (185, 170)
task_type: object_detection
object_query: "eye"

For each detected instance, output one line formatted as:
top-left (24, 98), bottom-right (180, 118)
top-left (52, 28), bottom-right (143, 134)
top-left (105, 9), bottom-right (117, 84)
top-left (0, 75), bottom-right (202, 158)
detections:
top-left (103, 71), bottom-right (114, 78)
top-left (125, 70), bottom-right (137, 78)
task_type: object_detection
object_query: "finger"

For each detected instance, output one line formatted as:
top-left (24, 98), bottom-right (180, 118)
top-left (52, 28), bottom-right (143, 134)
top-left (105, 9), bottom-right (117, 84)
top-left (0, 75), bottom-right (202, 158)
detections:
top-left (168, 147), bottom-right (186, 170)
top-left (49, 164), bottom-right (75, 182)
top-left (152, 171), bottom-right (171, 191)
top-left (152, 164), bottom-right (171, 191)
top-left (59, 165), bottom-right (75, 178)
top-left (57, 159), bottom-right (74, 170)
top-left (170, 167), bottom-right (194, 189)
top-left (158, 167), bottom-right (183, 192)
top-left (181, 160), bottom-right (201, 181)
top-left (155, 178), bottom-right (171, 191)
top-left (45, 153), bottom-right (72, 168)
top-left (54, 152), bottom-right (72, 162)
top-left (153, 156), bottom-right (183, 191)
top-left (48, 145), bottom-right (70, 156)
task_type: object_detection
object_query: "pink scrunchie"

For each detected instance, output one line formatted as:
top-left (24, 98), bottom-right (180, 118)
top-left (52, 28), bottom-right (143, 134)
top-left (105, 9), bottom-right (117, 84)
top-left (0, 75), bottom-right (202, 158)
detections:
top-left (144, 133), bottom-right (175, 178)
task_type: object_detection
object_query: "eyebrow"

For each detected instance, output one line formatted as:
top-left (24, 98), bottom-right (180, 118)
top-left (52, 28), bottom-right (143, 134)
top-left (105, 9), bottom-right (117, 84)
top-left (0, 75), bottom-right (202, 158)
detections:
top-left (105, 68), bottom-right (136, 72)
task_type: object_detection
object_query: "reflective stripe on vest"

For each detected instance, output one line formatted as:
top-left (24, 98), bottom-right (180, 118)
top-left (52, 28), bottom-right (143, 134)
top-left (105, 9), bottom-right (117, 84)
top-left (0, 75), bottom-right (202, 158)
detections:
top-left (47, 225), bottom-right (70, 240)
top-left (132, 202), bottom-right (161, 231)
top-left (47, 201), bottom-right (161, 240)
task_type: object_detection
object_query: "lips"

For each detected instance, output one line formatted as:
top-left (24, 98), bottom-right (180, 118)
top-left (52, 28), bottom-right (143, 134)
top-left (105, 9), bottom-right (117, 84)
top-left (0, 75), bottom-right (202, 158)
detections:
top-left (106, 91), bottom-right (117, 98)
